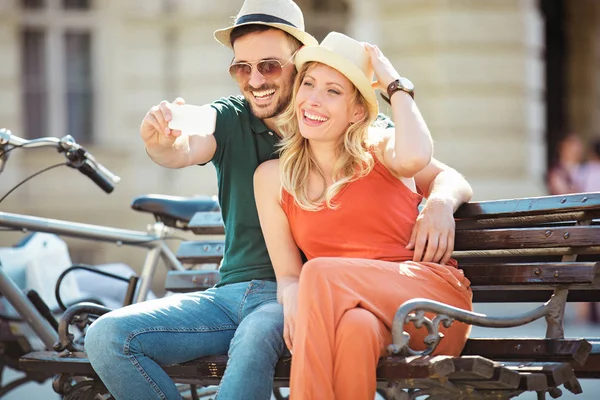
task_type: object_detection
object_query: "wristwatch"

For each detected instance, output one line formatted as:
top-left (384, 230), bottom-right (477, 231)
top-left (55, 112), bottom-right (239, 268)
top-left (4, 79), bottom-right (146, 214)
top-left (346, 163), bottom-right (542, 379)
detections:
top-left (380, 77), bottom-right (415, 104)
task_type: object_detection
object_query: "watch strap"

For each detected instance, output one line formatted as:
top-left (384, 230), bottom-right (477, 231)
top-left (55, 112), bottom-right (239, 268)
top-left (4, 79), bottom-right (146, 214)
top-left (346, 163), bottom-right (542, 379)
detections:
top-left (381, 79), bottom-right (414, 105)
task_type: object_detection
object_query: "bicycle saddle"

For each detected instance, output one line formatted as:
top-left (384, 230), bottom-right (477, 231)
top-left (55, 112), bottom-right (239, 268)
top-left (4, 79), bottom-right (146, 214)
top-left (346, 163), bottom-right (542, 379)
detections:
top-left (131, 194), bottom-right (220, 229)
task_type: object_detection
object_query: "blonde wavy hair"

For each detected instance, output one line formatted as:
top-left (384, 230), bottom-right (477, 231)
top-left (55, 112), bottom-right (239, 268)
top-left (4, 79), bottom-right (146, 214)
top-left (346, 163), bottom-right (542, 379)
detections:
top-left (277, 62), bottom-right (377, 211)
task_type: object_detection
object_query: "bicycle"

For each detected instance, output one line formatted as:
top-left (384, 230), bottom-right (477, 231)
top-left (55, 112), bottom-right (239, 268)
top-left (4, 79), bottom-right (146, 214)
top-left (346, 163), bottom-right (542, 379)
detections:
top-left (0, 128), bottom-right (219, 398)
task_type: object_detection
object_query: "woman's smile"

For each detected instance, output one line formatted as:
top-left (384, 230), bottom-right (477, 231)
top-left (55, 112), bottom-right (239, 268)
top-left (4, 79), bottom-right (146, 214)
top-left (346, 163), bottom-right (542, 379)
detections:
top-left (301, 109), bottom-right (330, 127)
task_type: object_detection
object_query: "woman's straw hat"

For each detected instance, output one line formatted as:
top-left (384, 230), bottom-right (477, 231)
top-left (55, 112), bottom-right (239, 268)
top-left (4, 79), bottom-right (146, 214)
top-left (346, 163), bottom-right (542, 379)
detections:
top-left (214, 0), bottom-right (318, 49)
top-left (295, 32), bottom-right (378, 117)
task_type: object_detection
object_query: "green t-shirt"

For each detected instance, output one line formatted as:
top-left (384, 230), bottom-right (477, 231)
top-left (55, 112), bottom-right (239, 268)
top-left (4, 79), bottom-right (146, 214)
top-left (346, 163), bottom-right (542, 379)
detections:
top-left (206, 94), bottom-right (393, 286)
top-left (208, 96), bottom-right (280, 286)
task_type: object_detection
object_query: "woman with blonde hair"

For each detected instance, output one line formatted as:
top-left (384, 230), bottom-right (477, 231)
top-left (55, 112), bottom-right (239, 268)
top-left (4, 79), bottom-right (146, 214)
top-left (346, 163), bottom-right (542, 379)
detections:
top-left (254, 32), bottom-right (473, 399)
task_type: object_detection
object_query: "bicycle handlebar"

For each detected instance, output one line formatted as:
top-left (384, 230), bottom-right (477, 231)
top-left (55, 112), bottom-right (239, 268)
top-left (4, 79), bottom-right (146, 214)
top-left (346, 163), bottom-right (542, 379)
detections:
top-left (0, 128), bottom-right (121, 193)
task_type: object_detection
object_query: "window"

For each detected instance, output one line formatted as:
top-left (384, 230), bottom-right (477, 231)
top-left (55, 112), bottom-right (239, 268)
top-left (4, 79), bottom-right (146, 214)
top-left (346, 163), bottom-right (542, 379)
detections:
top-left (63, 0), bottom-right (90, 10)
top-left (65, 32), bottom-right (93, 142)
top-left (312, 0), bottom-right (348, 13)
top-left (21, 29), bottom-right (48, 139)
top-left (21, 0), bottom-right (45, 9)
top-left (19, 0), bottom-right (96, 143)
top-left (296, 0), bottom-right (349, 41)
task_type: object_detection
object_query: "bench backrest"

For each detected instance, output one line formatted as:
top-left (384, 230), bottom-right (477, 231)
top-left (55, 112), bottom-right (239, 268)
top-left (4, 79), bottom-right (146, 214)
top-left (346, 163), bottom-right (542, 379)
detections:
top-left (181, 192), bottom-right (600, 303)
top-left (452, 193), bottom-right (600, 302)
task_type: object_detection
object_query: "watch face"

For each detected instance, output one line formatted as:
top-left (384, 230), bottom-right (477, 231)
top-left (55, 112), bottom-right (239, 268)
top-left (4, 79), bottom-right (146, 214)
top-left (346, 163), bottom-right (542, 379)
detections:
top-left (400, 76), bottom-right (414, 92)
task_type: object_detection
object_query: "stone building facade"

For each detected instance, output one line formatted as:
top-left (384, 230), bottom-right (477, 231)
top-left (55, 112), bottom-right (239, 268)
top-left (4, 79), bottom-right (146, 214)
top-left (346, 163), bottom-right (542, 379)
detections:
top-left (0, 0), bottom-right (599, 281)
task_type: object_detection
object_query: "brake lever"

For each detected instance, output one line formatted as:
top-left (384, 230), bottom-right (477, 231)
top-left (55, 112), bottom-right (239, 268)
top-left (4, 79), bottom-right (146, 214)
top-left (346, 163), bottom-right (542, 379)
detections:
top-left (0, 143), bottom-right (9, 173)
top-left (0, 129), bottom-right (12, 174)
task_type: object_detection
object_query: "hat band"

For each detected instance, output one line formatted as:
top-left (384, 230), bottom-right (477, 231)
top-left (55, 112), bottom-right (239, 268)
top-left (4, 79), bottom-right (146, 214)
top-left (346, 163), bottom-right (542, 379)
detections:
top-left (235, 13), bottom-right (298, 28)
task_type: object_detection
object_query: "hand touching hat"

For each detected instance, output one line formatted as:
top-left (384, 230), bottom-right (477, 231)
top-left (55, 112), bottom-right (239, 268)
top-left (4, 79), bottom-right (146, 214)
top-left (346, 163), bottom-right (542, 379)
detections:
top-left (364, 44), bottom-right (401, 94)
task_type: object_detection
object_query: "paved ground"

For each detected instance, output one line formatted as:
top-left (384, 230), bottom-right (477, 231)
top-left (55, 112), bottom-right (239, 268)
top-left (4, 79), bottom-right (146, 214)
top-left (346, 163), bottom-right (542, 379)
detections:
top-left (3, 302), bottom-right (600, 399)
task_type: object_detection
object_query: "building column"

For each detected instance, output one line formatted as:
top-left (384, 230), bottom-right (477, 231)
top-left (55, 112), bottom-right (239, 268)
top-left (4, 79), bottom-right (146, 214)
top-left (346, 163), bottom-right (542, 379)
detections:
top-left (566, 0), bottom-right (600, 141)
top-left (348, 0), bottom-right (546, 200)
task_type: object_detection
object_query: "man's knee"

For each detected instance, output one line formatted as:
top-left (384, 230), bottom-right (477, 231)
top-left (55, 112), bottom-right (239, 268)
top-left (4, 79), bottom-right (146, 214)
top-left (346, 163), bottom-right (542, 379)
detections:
top-left (230, 305), bottom-right (285, 356)
top-left (85, 312), bottom-right (127, 357)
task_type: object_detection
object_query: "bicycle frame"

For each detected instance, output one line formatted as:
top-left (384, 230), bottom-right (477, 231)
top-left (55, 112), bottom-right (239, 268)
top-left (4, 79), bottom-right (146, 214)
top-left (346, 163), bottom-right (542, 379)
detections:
top-left (0, 210), bottom-right (185, 350)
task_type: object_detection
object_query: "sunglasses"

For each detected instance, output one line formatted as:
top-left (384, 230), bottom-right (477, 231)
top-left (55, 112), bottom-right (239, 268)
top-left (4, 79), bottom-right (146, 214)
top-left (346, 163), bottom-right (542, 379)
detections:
top-left (228, 50), bottom-right (299, 82)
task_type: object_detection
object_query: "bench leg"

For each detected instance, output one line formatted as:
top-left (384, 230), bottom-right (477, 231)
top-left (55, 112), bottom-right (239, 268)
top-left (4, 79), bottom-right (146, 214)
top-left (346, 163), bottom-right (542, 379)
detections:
top-left (537, 391), bottom-right (546, 400)
top-left (544, 288), bottom-right (568, 339)
top-left (53, 375), bottom-right (113, 399)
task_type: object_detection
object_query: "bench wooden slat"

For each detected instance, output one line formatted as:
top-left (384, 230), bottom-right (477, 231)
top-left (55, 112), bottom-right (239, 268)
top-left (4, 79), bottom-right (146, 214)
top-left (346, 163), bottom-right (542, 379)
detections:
top-left (175, 241), bottom-right (600, 266)
top-left (454, 246), bottom-right (600, 261)
top-left (177, 355), bottom-right (443, 386)
top-left (188, 212), bottom-right (225, 235)
top-left (18, 351), bottom-right (587, 395)
top-left (20, 352), bottom-right (456, 382)
top-left (462, 339), bottom-right (592, 366)
top-left (447, 356), bottom-right (494, 379)
top-left (162, 282), bottom-right (600, 303)
top-left (454, 226), bottom-right (600, 251)
top-left (23, 341), bottom-right (595, 379)
top-left (452, 366), bottom-right (521, 389)
top-left (454, 193), bottom-right (600, 219)
top-left (518, 372), bottom-right (548, 392)
top-left (456, 212), bottom-right (600, 230)
top-left (471, 287), bottom-right (600, 303)
top-left (375, 355), bottom-right (455, 380)
top-left (163, 263), bottom-right (600, 299)
top-left (164, 270), bottom-right (220, 292)
top-left (176, 241), bottom-right (224, 264)
top-left (19, 351), bottom-right (95, 376)
top-left (461, 262), bottom-right (599, 286)
top-left (571, 340), bottom-right (600, 378)
top-left (175, 242), bottom-right (599, 268)
top-left (501, 361), bottom-right (577, 389)
top-left (165, 355), bottom-right (234, 386)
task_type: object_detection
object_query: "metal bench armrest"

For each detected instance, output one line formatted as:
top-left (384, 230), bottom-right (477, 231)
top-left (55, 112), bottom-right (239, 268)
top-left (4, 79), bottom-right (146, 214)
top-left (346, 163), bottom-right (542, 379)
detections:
top-left (389, 289), bottom-right (568, 357)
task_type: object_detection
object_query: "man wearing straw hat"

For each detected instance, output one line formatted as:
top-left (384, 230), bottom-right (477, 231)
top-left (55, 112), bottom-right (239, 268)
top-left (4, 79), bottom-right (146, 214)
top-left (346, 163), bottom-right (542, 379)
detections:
top-left (85, 0), bottom-right (473, 399)
top-left (86, 1), bottom-right (318, 399)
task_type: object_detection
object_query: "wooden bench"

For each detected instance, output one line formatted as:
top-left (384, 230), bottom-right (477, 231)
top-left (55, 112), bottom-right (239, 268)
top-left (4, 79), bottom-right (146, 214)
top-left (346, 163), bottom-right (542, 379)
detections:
top-left (20, 192), bottom-right (600, 399)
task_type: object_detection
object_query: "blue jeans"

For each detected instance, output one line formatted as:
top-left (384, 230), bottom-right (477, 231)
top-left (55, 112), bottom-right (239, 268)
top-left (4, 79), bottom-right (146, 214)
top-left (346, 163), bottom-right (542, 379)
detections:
top-left (85, 280), bottom-right (285, 400)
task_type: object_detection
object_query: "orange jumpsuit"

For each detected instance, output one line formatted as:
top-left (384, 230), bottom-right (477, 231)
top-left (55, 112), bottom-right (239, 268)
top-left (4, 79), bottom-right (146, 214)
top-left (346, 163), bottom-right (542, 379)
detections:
top-left (281, 158), bottom-right (473, 400)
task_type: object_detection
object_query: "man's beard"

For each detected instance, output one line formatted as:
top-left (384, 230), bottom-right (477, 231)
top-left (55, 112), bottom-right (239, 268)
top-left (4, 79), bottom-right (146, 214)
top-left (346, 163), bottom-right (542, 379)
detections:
top-left (246, 84), bottom-right (293, 120)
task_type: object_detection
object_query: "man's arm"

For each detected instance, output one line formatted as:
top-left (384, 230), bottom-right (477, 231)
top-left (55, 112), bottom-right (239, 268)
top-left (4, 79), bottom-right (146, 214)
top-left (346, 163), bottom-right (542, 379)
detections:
top-left (408, 157), bottom-right (473, 265)
top-left (141, 98), bottom-right (218, 168)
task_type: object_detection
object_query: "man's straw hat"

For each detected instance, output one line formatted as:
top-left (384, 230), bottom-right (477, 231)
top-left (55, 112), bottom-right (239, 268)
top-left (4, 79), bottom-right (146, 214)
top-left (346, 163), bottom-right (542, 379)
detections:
top-left (214, 0), bottom-right (318, 49)
top-left (295, 32), bottom-right (379, 117)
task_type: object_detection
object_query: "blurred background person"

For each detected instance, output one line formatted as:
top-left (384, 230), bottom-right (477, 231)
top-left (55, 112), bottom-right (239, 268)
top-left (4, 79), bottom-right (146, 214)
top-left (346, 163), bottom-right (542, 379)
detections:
top-left (579, 138), bottom-right (600, 194)
top-left (547, 133), bottom-right (585, 195)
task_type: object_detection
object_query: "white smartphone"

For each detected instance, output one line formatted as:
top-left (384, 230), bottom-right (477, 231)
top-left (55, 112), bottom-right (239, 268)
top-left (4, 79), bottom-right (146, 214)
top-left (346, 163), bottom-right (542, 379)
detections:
top-left (168, 103), bottom-right (217, 136)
